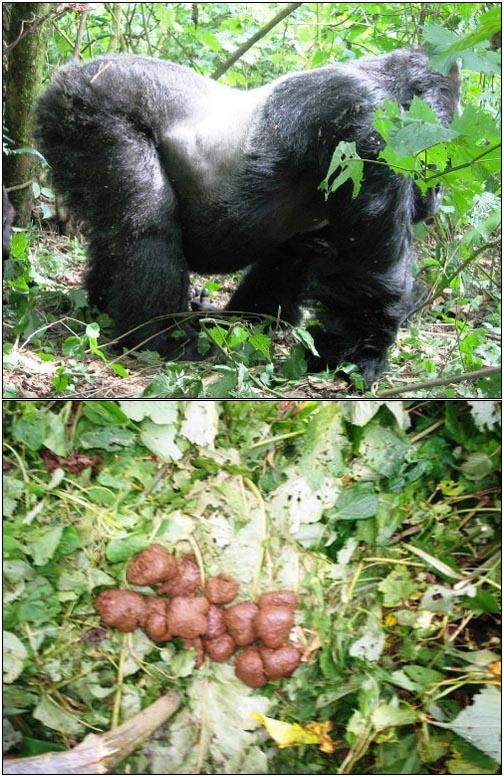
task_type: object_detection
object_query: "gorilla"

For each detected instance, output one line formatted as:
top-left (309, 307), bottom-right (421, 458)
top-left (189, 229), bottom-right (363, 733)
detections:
top-left (34, 49), bottom-right (460, 383)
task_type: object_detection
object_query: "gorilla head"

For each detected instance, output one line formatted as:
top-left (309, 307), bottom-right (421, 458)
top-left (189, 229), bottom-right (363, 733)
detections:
top-left (34, 49), bottom-right (460, 384)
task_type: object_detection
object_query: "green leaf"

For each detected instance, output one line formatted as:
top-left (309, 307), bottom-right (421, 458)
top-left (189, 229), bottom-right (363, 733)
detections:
top-left (58, 525), bottom-right (81, 555)
top-left (30, 526), bottom-right (64, 566)
top-left (57, 570), bottom-right (89, 596)
top-left (437, 687), bottom-right (501, 764)
top-left (199, 31), bottom-right (221, 52)
top-left (349, 608), bottom-right (385, 661)
top-left (140, 420), bottom-right (183, 460)
top-left (331, 482), bottom-right (378, 520)
top-left (425, 21), bottom-right (501, 76)
top-left (358, 421), bottom-right (410, 478)
top-left (110, 363), bottom-right (128, 378)
top-left (447, 738), bottom-right (500, 774)
top-left (462, 589), bottom-right (500, 615)
top-left (3, 686), bottom-right (38, 710)
top-left (248, 332), bottom-right (271, 358)
top-left (149, 665), bottom-right (269, 774)
top-left (83, 402), bottom-right (128, 425)
top-left (3, 631), bottom-right (28, 683)
top-left (3, 559), bottom-right (35, 584)
top-left (119, 401), bottom-right (179, 424)
top-left (373, 95), bottom-right (460, 176)
top-left (460, 452), bottom-right (493, 481)
top-left (80, 426), bottom-right (136, 451)
top-left (378, 568), bottom-right (417, 606)
top-left (62, 336), bottom-right (85, 358)
top-left (227, 325), bottom-right (248, 348)
top-left (17, 580), bottom-right (61, 624)
top-left (105, 535), bottom-right (150, 563)
top-left (420, 584), bottom-right (457, 613)
top-left (12, 413), bottom-right (48, 451)
top-left (282, 344), bottom-right (307, 380)
top-left (403, 665), bottom-right (444, 687)
top-left (418, 732), bottom-right (450, 764)
top-left (375, 732), bottom-right (423, 773)
top-left (51, 370), bottom-right (70, 393)
top-left (390, 96), bottom-right (460, 156)
top-left (300, 403), bottom-right (348, 480)
top-left (207, 324), bottom-right (228, 348)
top-left (87, 568), bottom-right (116, 590)
top-left (320, 140), bottom-right (363, 199)
top-left (43, 412), bottom-right (70, 456)
top-left (85, 322), bottom-right (100, 339)
top-left (85, 486), bottom-right (117, 506)
top-left (207, 370), bottom-right (236, 398)
top-left (34, 694), bottom-right (83, 736)
top-left (388, 669), bottom-right (423, 693)
top-left (371, 703), bottom-right (419, 731)
top-left (293, 326), bottom-right (318, 354)
top-left (3, 476), bottom-right (25, 519)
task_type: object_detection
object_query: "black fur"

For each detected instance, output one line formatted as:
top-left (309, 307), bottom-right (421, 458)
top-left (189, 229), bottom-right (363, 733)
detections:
top-left (34, 49), bottom-right (460, 383)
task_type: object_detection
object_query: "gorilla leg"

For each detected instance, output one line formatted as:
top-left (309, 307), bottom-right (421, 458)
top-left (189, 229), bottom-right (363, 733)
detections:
top-left (225, 236), bottom-right (329, 324)
top-left (87, 220), bottom-right (194, 356)
top-left (81, 146), bottom-right (194, 355)
top-left (227, 226), bottom-right (413, 385)
top-left (36, 81), bottom-right (195, 356)
top-left (226, 257), bottom-right (302, 324)
top-left (305, 248), bottom-right (413, 384)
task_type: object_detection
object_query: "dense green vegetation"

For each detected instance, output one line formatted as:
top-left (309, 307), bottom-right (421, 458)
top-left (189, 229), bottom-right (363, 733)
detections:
top-left (3, 3), bottom-right (501, 397)
top-left (3, 400), bottom-right (501, 773)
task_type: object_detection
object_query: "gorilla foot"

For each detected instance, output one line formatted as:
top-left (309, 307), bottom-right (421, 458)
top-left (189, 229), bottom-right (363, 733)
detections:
top-left (113, 321), bottom-right (205, 361)
top-left (306, 351), bottom-right (388, 388)
top-left (189, 286), bottom-right (220, 313)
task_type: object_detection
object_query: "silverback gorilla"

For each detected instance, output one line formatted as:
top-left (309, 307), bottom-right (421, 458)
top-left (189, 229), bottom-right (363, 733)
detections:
top-left (35, 49), bottom-right (460, 383)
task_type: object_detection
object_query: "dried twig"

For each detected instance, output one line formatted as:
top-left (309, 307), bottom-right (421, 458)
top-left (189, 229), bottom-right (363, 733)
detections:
top-left (3, 691), bottom-right (180, 775)
top-left (376, 365), bottom-right (501, 397)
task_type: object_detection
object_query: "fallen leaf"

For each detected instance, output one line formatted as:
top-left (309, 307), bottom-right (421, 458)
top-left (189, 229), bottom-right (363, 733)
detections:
top-left (252, 712), bottom-right (335, 753)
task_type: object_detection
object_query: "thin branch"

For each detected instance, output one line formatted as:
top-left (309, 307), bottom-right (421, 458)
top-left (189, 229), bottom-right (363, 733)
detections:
top-left (424, 143), bottom-right (501, 184)
top-left (4, 3), bottom-right (68, 54)
top-left (73, 7), bottom-right (89, 57)
top-left (211, 2), bottom-right (303, 80)
top-left (410, 239), bottom-right (501, 316)
top-left (376, 366), bottom-right (501, 397)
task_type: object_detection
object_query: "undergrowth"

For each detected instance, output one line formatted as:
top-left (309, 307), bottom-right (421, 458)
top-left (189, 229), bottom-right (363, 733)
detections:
top-left (3, 400), bottom-right (501, 774)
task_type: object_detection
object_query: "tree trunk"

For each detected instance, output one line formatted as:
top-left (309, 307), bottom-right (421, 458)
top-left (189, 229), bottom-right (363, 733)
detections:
top-left (3, 2), bottom-right (51, 223)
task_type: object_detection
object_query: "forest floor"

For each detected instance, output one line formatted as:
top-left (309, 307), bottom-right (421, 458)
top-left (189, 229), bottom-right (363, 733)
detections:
top-left (3, 230), bottom-right (501, 399)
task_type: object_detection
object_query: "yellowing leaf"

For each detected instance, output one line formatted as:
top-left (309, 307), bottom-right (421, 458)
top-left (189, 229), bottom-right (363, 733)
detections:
top-left (488, 660), bottom-right (501, 677)
top-left (252, 713), bottom-right (319, 748)
top-left (252, 713), bottom-right (335, 752)
top-left (306, 720), bottom-right (336, 753)
top-left (438, 480), bottom-right (465, 496)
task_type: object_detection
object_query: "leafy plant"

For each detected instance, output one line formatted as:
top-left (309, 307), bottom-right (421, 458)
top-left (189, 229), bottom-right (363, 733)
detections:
top-left (4, 2), bottom-right (500, 398)
top-left (3, 400), bottom-right (500, 773)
